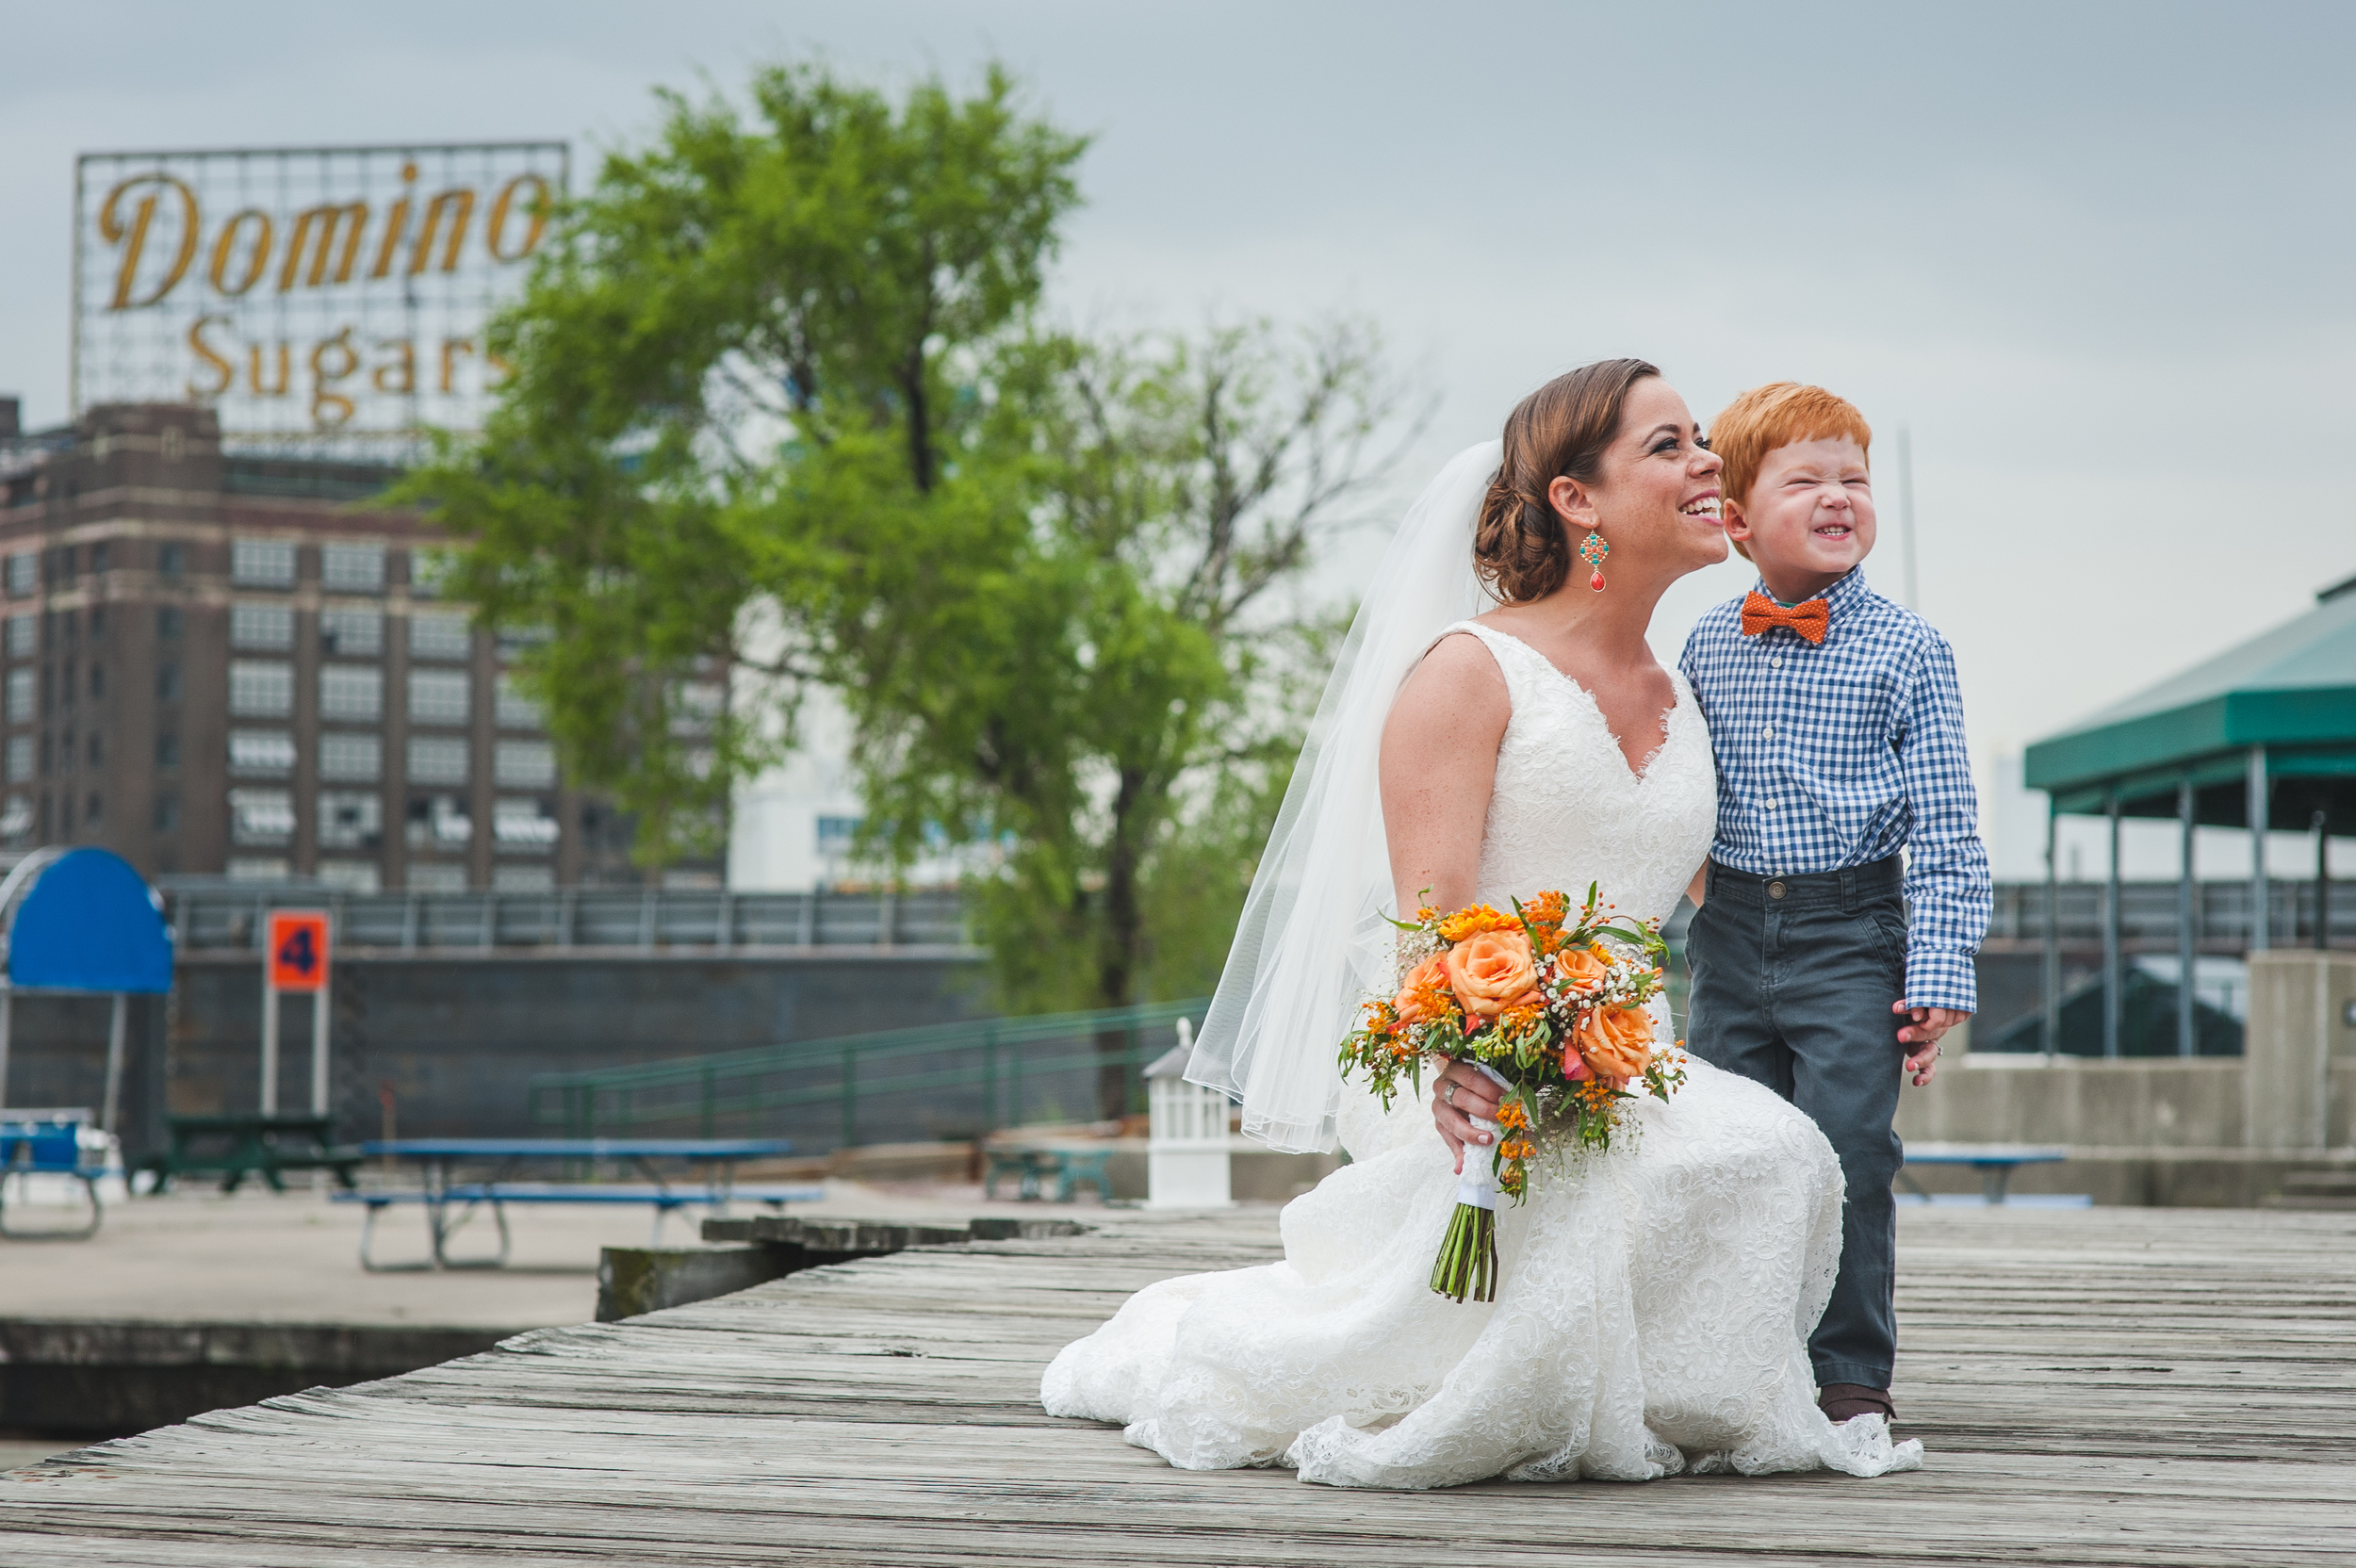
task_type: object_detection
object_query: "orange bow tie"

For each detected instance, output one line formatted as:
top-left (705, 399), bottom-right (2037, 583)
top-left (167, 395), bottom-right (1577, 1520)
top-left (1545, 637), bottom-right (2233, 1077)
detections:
top-left (1740, 591), bottom-right (1829, 645)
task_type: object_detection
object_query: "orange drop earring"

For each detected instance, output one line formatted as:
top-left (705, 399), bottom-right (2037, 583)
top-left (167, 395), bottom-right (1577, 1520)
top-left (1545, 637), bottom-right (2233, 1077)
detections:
top-left (1580, 531), bottom-right (1609, 592)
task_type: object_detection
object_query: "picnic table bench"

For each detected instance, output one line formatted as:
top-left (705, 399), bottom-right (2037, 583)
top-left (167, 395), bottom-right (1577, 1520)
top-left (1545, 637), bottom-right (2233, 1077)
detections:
top-left (984, 1145), bottom-right (1116, 1203)
top-left (341, 1137), bottom-right (810, 1270)
top-left (1900, 1143), bottom-right (2070, 1205)
top-left (1, 1110), bottom-right (107, 1240)
top-left (140, 1113), bottom-right (364, 1194)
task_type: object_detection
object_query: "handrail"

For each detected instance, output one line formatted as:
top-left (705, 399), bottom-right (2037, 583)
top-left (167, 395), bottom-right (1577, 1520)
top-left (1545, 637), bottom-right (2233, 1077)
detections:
top-left (525, 998), bottom-right (1213, 1148)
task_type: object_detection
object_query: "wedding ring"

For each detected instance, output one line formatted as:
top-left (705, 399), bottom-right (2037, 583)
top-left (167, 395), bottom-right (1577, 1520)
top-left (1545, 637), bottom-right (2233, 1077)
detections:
top-left (1443, 1082), bottom-right (1458, 1106)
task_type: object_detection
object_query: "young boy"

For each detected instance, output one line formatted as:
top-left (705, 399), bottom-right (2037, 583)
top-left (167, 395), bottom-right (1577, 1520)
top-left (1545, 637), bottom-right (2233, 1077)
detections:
top-left (1677, 383), bottom-right (1991, 1429)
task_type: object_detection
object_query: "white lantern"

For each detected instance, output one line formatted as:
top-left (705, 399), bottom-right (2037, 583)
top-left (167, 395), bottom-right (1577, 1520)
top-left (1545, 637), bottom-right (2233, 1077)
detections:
top-left (1146, 1018), bottom-right (1233, 1209)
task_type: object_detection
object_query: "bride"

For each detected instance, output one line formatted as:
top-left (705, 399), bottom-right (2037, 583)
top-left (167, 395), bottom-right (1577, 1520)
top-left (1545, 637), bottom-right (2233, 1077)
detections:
top-left (1039, 360), bottom-right (1921, 1488)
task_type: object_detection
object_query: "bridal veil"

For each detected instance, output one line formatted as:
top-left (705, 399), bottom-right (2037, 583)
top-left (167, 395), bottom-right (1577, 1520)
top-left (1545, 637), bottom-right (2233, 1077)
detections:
top-left (1186, 440), bottom-right (1501, 1152)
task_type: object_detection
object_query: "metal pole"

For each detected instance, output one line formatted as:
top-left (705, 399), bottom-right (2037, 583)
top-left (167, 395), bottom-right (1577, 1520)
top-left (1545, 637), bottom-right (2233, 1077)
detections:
top-left (102, 993), bottom-right (126, 1135)
top-left (2315, 809), bottom-right (2331, 953)
top-left (2103, 792), bottom-right (2122, 1059)
top-left (0, 986), bottom-right (11, 1111)
top-left (1897, 424), bottom-right (1921, 611)
top-left (2249, 745), bottom-right (2270, 953)
top-left (259, 972), bottom-right (280, 1115)
top-left (2043, 804), bottom-right (2061, 1062)
top-left (2178, 778), bottom-right (2197, 1058)
top-left (311, 975), bottom-right (333, 1117)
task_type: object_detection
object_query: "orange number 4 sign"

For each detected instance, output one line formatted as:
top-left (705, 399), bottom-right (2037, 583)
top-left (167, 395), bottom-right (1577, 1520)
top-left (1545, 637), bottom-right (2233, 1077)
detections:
top-left (267, 910), bottom-right (332, 992)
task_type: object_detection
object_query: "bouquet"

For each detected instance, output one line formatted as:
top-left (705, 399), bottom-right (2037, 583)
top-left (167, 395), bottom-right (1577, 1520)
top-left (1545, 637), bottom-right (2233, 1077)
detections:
top-left (1337, 885), bottom-right (1687, 1303)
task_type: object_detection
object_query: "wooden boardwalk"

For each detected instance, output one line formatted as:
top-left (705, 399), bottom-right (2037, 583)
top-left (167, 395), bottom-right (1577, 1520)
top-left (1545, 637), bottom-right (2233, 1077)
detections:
top-left (5, 1203), bottom-right (2354, 1565)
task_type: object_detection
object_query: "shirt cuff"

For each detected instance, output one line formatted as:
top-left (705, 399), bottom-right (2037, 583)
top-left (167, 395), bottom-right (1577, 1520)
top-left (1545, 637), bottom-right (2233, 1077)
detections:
top-left (1904, 947), bottom-right (1978, 1013)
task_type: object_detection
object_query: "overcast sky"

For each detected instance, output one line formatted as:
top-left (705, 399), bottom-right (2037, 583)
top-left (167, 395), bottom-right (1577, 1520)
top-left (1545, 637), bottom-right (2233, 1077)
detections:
top-left (4, 1), bottom-right (2348, 877)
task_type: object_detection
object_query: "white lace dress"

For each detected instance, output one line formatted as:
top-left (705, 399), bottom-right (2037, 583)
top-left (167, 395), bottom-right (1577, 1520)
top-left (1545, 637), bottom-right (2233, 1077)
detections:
top-left (1040, 622), bottom-right (1922, 1488)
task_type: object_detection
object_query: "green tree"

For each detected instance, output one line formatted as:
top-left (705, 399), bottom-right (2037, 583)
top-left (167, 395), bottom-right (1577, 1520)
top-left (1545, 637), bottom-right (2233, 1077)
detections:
top-left (401, 60), bottom-right (1087, 858)
top-left (403, 62), bottom-right (1417, 1117)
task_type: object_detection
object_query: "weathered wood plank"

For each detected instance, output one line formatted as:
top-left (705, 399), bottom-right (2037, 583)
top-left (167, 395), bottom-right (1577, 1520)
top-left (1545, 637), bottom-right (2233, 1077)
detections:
top-left (6, 1204), bottom-right (2356, 1565)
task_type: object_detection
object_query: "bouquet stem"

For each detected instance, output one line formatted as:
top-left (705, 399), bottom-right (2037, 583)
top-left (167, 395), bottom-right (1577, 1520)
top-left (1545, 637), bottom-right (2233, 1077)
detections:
top-left (1431, 1062), bottom-right (1508, 1303)
top-left (1430, 1200), bottom-right (1497, 1302)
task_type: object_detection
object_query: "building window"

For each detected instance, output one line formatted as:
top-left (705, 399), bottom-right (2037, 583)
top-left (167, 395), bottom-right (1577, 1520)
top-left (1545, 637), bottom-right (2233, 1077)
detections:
top-left (155, 732), bottom-right (179, 768)
top-left (90, 544), bottom-right (109, 577)
top-left (406, 861), bottom-right (468, 892)
top-left (231, 538), bottom-right (296, 587)
top-left (408, 668), bottom-right (470, 725)
top-left (227, 857), bottom-right (289, 882)
top-left (5, 668), bottom-right (33, 723)
top-left (319, 607), bottom-right (383, 657)
top-left (318, 859), bottom-right (382, 894)
top-left (229, 730), bottom-right (297, 777)
top-left (407, 794), bottom-right (472, 850)
top-left (320, 543), bottom-right (385, 593)
top-left (493, 740), bottom-right (556, 788)
top-left (0, 795), bottom-right (29, 841)
top-left (157, 543), bottom-right (185, 580)
top-left (152, 791), bottom-right (180, 832)
top-left (229, 660), bottom-right (293, 717)
top-left (407, 552), bottom-right (448, 599)
top-left (86, 733), bottom-right (102, 767)
top-left (317, 790), bottom-right (383, 850)
top-left (406, 736), bottom-right (469, 785)
top-left (409, 612), bottom-right (471, 662)
top-left (319, 665), bottom-right (384, 721)
top-left (5, 614), bottom-right (34, 657)
top-left (319, 732), bottom-right (382, 781)
top-left (493, 797), bottom-right (559, 855)
top-left (228, 788), bottom-right (296, 846)
top-left (5, 553), bottom-right (36, 596)
top-left (494, 675), bottom-right (544, 730)
top-left (4, 738), bottom-right (29, 781)
top-left (671, 680), bottom-right (725, 734)
top-left (231, 602), bottom-right (295, 650)
top-left (154, 606), bottom-right (181, 643)
top-left (87, 664), bottom-right (102, 699)
top-left (816, 814), bottom-right (861, 854)
top-left (155, 662), bottom-right (182, 701)
top-left (492, 865), bottom-right (555, 893)
top-left (82, 791), bottom-right (100, 828)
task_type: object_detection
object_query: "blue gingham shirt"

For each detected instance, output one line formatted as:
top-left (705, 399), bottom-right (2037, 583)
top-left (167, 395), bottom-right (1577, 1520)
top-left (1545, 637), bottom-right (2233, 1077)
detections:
top-left (1677, 568), bottom-right (1990, 1011)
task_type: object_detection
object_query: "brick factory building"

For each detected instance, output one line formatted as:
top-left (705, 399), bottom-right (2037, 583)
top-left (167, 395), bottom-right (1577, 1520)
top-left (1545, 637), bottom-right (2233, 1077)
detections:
top-left (0, 399), bottom-right (712, 890)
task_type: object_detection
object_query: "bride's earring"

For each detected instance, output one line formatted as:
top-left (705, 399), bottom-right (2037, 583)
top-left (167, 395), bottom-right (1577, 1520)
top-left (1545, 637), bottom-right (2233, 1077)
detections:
top-left (1580, 530), bottom-right (1610, 592)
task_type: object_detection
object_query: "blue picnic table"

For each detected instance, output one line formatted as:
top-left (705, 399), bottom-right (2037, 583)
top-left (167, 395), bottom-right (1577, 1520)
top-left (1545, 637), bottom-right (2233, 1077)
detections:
top-left (1899, 1143), bottom-right (2073, 1205)
top-left (337, 1136), bottom-right (818, 1270)
top-left (0, 1110), bottom-right (108, 1240)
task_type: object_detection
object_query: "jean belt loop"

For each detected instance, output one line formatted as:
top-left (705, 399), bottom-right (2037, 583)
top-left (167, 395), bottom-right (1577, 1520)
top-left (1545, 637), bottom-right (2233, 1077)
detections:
top-left (1839, 866), bottom-right (1857, 916)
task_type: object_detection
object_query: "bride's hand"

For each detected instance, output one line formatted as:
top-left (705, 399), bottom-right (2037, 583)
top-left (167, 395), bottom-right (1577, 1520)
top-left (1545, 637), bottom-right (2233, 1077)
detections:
top-left (1431, 1059), bottom-right (1502, 1174)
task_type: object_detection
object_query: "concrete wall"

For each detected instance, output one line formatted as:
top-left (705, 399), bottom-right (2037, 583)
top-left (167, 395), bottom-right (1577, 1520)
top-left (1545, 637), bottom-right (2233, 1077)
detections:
top-left (1894, 950), bottom-right (2356, 1205)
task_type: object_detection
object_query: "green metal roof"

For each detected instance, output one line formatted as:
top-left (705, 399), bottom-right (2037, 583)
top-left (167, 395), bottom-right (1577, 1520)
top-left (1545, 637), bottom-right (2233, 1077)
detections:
top-left (2024, 580), bottom-right (2356, 800)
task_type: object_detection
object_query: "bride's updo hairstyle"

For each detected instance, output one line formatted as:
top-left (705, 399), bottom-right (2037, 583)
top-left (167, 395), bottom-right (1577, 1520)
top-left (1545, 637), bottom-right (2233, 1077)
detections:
top-left (1474, 357), bottom-right (1661, 604)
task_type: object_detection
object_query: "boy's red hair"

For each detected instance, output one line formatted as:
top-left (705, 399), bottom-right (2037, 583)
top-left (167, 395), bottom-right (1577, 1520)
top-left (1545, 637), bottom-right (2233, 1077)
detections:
top-left (1710, 384), bottom-right (1873, 560)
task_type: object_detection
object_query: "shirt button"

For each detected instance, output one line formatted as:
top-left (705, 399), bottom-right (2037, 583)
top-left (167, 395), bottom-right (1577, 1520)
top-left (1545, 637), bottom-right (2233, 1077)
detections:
top-left (1770, 656), bottom-right (1783, 669)
top-left (1762, 799), bottom-right (1777, 811)
top-left (1768, 880), bottom-right (1788, 900)
top-left (1762, 725), bottom-right (1775, 740)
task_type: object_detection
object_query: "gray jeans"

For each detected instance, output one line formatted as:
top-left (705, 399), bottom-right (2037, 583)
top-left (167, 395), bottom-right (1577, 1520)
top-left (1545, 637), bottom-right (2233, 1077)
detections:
top-left (1683, 856), bottom-right (1906, 1391)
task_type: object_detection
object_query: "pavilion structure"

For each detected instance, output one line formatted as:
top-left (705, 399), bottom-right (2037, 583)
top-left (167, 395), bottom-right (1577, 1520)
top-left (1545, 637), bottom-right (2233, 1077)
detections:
top-left (2022, 573), bottom-right (2356, 1059)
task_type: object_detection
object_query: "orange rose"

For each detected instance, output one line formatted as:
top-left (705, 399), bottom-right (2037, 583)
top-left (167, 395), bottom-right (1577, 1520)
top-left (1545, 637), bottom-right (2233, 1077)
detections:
top-left (1444, 928), bottom-right (1537, 1018)
top-left (1573, 1004), bottom-right (1654, 1083)
top-left (1552, 942), bottom-right (1612, 993)
top-left (1390, 954), bottom-right (1454, 1027)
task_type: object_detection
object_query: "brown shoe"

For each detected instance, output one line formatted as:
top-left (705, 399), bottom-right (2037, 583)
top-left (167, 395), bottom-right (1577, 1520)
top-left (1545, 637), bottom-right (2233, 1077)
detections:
top-left (1818, 1382), bottom-right (1895, 1424)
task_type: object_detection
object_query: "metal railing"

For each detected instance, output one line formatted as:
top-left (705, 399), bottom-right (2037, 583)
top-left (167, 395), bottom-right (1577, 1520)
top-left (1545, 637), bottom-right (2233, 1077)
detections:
top-left (527, 999), bottom-right (1210, 1151)
top-left (1985, 878), bottom-right (2355, 946)
top-left (158, 884), bottom-right (971, 955)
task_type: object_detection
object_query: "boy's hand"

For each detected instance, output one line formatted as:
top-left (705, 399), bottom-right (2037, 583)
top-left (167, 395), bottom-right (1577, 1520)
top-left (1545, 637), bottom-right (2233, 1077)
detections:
top-left (1892, 1002), bottom-right (1968, 1086)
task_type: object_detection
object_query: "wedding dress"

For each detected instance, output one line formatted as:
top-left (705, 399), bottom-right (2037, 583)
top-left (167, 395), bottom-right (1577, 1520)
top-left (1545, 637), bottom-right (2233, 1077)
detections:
top-left (1040, 620), bottom-right (1922, 1488)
